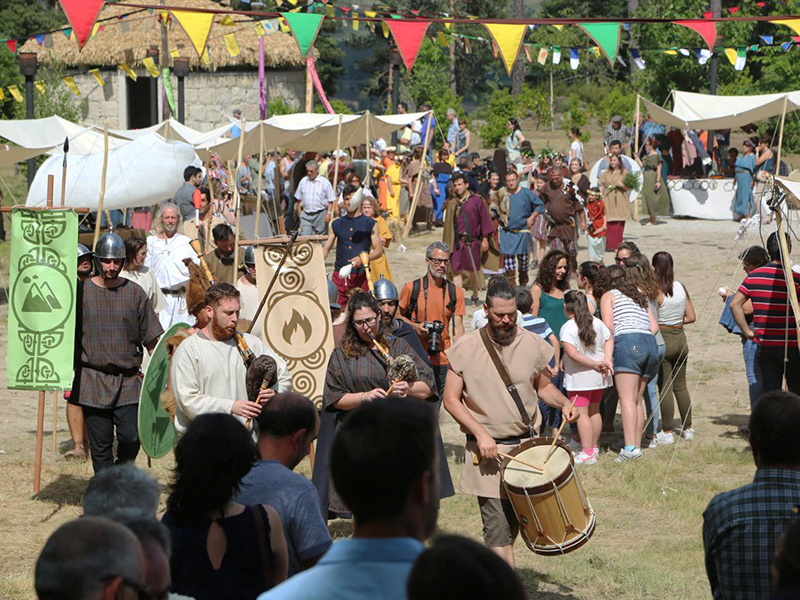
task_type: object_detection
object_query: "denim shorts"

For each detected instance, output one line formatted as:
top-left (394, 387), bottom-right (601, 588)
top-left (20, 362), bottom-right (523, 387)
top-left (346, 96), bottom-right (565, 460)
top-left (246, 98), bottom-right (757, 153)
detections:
top-left (613, 333), bottom-right (659, 379)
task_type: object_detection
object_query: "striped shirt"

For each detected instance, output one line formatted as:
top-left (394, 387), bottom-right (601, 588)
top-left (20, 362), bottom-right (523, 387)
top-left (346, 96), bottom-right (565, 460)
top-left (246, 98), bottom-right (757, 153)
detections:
top-left (738, 263), bottom-right (800, 347)
top-left (521, 314), bottom-right (554, 340)
top-left (610, 289), bottom-right (651, 336)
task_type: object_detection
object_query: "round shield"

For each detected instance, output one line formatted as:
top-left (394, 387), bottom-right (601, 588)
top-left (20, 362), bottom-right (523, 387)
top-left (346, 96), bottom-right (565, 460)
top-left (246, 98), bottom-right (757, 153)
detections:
top-left (138, 322), bottom-right (190, 458)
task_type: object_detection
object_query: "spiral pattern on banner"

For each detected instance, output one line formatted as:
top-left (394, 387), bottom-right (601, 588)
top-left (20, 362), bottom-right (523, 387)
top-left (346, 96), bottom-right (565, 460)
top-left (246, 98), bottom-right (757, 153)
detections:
top-left (279, 268), bottom-right (305, 292)
top-left (291, 242), bottom-right (314, 267)
top-left (292, 371), bottom-right (316, 397)
top-left (305, 348), bottom-right (328, 370)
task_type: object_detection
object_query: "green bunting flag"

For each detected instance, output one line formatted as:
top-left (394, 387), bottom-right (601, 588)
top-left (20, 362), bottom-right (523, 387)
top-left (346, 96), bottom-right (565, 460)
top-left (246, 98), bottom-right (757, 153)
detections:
top-left (283, 12), bottom-right (325, 57)
top-left (8, 209), bottom-right (78, 390)
top-left (162, 68), bottom-right (176, 114)
top-left (578, 22), bottom-right (621, 65)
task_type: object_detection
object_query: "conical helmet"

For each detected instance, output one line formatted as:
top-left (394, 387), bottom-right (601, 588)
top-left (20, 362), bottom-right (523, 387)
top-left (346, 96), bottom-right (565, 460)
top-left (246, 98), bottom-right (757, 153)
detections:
top-left (94, 232), bottom-right (126, 260)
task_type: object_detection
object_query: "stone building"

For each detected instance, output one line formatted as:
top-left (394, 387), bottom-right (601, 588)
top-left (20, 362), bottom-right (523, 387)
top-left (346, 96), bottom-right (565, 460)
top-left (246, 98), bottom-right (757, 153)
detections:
top-left (19, 0), bottom-right (307, 132)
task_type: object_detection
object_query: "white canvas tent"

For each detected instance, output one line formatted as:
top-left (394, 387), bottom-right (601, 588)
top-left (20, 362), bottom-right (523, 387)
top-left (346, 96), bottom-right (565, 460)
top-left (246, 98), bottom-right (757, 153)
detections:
top-left (110, 118), bottom-right (234, 148)
top-left (0, 115), bottom-right (129, 155)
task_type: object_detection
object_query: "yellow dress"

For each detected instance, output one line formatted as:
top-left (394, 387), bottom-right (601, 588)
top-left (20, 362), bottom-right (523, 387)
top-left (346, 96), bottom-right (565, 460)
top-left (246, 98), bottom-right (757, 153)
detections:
top-left (370, 216), bottom-right (394, 283)
top-left (385, 163), bottom-right (402, 218)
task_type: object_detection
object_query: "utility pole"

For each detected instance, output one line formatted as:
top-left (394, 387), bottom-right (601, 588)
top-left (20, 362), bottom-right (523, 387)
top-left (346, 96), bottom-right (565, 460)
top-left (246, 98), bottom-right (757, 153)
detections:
top-left (161, 0), bottom-right (170, 121)
top-left (510, 0), bottom-right (523, 95)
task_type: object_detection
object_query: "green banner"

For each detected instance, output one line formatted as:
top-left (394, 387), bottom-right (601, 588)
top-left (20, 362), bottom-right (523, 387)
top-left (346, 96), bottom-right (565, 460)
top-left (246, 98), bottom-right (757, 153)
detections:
top-left (8, 209), bottom-right (78, 390)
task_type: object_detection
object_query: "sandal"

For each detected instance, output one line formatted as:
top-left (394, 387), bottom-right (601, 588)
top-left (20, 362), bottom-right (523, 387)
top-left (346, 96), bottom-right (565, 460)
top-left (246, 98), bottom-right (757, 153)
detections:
top-left (64, 441), bottom-right (88, 461)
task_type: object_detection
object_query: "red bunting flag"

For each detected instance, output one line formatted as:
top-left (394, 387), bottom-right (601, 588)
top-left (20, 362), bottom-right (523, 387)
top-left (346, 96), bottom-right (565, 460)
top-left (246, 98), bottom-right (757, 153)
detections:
top-left (58, 0), bottom-right (104, 49)
top-left (5, 39), bottom-right (17, 54)
top-left (674, 20), bottom-right (717, 50)
top-left (756, 2), bottom-right (766, 7)
top-left (385, 20), bottom-right (431, 71)
top-left (728, 6), bottom-right (739, 13)
top-left (702, 11), bottom-right (713, 19)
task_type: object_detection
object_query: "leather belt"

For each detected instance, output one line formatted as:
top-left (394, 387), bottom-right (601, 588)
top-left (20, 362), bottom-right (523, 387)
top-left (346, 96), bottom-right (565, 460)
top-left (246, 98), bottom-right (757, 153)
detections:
top-left (466, 431), bottom-right (533, 445)
top-left (161, 287), bottom-right (186, 295)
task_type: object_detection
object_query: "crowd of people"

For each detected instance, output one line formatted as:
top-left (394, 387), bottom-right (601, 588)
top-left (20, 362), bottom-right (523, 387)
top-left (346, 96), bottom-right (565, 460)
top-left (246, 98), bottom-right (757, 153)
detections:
top-left (37, 105), bottom-right (800, 600)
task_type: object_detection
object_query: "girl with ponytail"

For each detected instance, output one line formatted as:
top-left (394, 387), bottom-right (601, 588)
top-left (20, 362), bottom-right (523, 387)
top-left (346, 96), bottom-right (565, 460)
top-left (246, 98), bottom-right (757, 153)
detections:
top-left (560, 290), bottom-right (613, 464)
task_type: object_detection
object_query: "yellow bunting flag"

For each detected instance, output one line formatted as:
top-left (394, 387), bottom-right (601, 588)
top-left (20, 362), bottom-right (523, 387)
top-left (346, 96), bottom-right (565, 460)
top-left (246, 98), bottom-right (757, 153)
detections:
top-left (276, 0), bottom-right (283, 5)
top-left (91, 22), bottom-right (101, 38)
top-left (218, 15), bottom-right (236, 27)
top-left (279, 18), bottom-right (290, 33)
top-left (771, 18), bottom-right (800, 37)
top-left (224, 32), bottom-right (240, 57)
top-left (664, 49), bottom-right (678, 55)
top-left (288, 0), bottom-right (299, 5)
top-left (553, 24), bottom-right (564, 31)
top-left (725, 47), bottom-right (737, 65)
top-left (326, 4), bottom-right (334, 17)
top-left (352, 13), bottom-right (359, 31)
top-left (142, 56), bottom-right (160, 78)
top-left (201, 47), bottom-right (211, 66)
top-left (484, 23), bottom-right (527, 75)
top-left (34, 81), bottom-right (46, 96)
top-left (63, 76), bottom-right (80, 97)
top-left (89, 68), bottom-right (105, 86)
top-left (382, 21), bottom-right (390, 38)
top-left (8, 85), bottom-right (23, 102)
top-left (171, 10), bottom-right (215, 58)
top-left (0, 88), bottom-right (5, 100)
top-left (538, 46), bottom-right (549, 65)
top-left (437, 31), bottom-right (448, 47)
top-left (254, 22), bottom-right (265, 37)
top-left (118, 63), bottom-right (138, 81)
top-left (444, 22), bottom-right (451, 31)
top-left (524, 45), bottom-right (533, 62)
top-left (170, 49), bottom-right (180, 58)
top-left (592, 46), bottom-right (601, 58)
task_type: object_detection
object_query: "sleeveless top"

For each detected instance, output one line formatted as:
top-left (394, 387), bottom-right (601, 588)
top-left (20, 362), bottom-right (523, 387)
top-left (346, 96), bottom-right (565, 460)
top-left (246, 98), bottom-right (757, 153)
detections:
top-left (331, 214), bottom-right (375, 272)
top-left (162, 505), bottom-right (275, 600)
top-left (611, 289), bottom-right (652, 336)
top-left (539, 290), bottom-right (568, 342)
top-left (659, 281), bottom-right (688, 326)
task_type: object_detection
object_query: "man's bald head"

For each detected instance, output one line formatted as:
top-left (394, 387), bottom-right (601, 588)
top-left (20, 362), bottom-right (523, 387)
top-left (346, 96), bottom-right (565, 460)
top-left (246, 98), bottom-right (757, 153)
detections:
top-left (749, 391), bottom-right (800, 468)
top-left (35, 517), bottom-right (145, 600)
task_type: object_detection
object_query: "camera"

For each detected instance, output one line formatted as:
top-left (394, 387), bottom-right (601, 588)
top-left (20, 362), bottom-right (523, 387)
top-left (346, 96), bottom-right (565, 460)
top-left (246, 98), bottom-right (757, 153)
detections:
top-left (423, 320), bottom-right (445, 354)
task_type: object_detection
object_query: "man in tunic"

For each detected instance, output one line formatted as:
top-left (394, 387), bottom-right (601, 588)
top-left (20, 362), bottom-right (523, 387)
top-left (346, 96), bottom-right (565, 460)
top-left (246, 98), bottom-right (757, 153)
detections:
top-left (443, 276), bottom-right (574, 567)
top-left (203, 223), bottom-right (238, 285)
top-left (146, 202), bottom-right (199, 329)
top-left (236, 245), bottom-right (262, 338)
top-left (171, 283), bottom-right (292, 435)
top-left (443, 173), bottom-right (494, 307)
top-left (76, 232), bottom-right (164, 473)
top-left (539, 165), bottom-right (586, 268)
top-left (498, 170), bottom-right (544, 287)
top-left (295, 160), bottom-right (335, 236)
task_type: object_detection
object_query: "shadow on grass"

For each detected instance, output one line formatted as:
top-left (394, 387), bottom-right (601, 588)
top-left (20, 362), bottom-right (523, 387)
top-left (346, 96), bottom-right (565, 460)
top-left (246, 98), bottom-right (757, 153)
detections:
top-left (711, 413), bottom-right (749, 428)
top-left (444, 442), bottom-right (464, 465)
top-left (517, 567), bottom-right (578, 599)
top-left (33, 473), bottom-right (87, 509)
top-left (328, 518), bottom-right (354, 540)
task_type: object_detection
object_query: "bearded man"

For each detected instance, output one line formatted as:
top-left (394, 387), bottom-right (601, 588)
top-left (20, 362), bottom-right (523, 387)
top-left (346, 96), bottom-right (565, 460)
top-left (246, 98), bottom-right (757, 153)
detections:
top-left (442, 275), bottom-right (575, 568)
top-left (374, 276), bottom-right (430, 365)
top-left (146, 202), bottom-right (199, 329)
top-left (171, 283), bottom-right (292, 435)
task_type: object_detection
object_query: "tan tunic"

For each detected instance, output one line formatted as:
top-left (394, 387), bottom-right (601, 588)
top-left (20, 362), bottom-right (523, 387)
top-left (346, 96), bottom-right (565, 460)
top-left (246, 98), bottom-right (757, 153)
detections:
top-left (447, 328), bottom-right (553, 498)
top-left (204, 249), bottom-right (237, 286)
top-left (599, 168), bottom-right (631, 222)
top-left (236, 276), bottom-right (262, 338)
top-left (120, 266), bottom-right (168, 314)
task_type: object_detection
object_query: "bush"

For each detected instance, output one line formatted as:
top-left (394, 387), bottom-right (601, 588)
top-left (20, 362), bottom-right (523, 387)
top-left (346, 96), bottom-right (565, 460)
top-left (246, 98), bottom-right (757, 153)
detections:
top-left (516, 86), bottom-right (552, 131)
top-left (561, 94), bottom-right (591, 143)
top-left (477, 84), bottom-right (554, 148)
top-left (593, 84), bottom-right (638, 130)
top-left (314, 99), bottom-right (353, 115)
top-left (268, 97), bottom-right (295, 117)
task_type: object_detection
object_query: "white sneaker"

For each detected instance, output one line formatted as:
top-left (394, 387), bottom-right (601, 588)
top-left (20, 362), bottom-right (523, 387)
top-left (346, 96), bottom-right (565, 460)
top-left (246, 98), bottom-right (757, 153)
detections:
top-left (656, 431), bottom-right (675, 445)
top-left (574, 451), bottom-right (598, 465)
top-left (567, 438), bottom-right (582, 453)
top-left (642, 436), bottom-right (658, 449)
top-left (680, 428), bottom-right (695, 441)
top-left (614, 447), bottom-right (643, 462)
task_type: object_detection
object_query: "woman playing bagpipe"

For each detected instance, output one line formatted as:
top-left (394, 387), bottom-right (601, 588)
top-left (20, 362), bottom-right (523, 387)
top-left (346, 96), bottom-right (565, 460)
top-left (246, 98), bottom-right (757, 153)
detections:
top-left (312, 290), bottom-right (454, 519)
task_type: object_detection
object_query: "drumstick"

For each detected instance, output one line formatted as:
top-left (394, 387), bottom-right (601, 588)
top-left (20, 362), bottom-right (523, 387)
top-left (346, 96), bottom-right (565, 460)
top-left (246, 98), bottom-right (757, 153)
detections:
top-left (473, 451), bottom-right (544, 473)
top-left (544, 396), bottom-right (578, 464)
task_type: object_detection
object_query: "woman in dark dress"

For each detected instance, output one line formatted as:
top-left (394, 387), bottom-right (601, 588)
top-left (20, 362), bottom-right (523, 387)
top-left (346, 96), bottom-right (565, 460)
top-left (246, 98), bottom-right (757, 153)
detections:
top-left (162, 414), bottom-right (288, 600)
top-left (312, 291), bottom-right (454, 518)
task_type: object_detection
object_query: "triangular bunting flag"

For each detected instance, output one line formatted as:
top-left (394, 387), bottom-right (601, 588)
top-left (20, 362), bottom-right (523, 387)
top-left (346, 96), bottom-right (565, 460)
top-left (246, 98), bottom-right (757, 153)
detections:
top-left (118, 63), bottom-right (138, 81)
top-left (58, 0), bottom-right (104, 48)
top-left (0, 88), bottom-right (7, 100)
top-left (4, 40), bottom-right (16, 54)
top-left (523, 45), bottom-right (533, 62)
top-left (725, 47), bottom-right (746, 70)
top-left (219, 15), bottom-right (236, 27)
top-left (781, 41), bottom-right (793, 51)
top-left (225, 32), bottom-right (240, 57)
top-left (771, 19), bottom-right (800, 38)
top-left (262, 19), bottom-right (279, 35)
top-left (483, 23), bottom-right (527, 75)
top-left (171, 10), bottom-right (215, 58)
top-left (63, 76), bottom-right (80, 96)
top-left (352, 13), bottom-right (359, 31)
top-left (437, 31), bottom-right (448, 47)
top-left (33, 34), bottom-right (45, 45)
top-left (552, 46), bottom-right (561, 64)
top-left (34, 81), bottom-right (46, 95)
top-left (570, 48), bottom-right (579, 70)
top-left (464, 37), bottom-right (471, 54)
top-left (696, 48), bottom-right (712, 65)
top-left (386, 21), bottom-right (430, 71)
top-left (91, 22), bottom-right (101, 38)
top-left (592, 46), bottom-right (601, 59)
top-left (254, 22), bottom-right (265, 37)
top-left (553, 24), bottom-right (564, 31)
top-left (89, 68), bottom-right (104, 86)
top-left (283, 12), bottom-right (324, 57)
top-left (630, 48), bottom-right (645, 70)
top-left (728, 7), bottom-right (739, 13)
top-left (383, 21), bottom-right (391, 38)
top-left (537, 46), bottom-right (548, 65)
top-left (63, 28), bottom-right (72, 39)
top-left (170, 49), bottom-right (180, 58)
top-left (674, 20), bottom-right (717, 50)
top-left (142, 56), bottom-right (160, 78)
top-left (201, 47), bottom-right (211, 66)
top-left (578, 22), bottom-right (621, 65)
top-left (678, 48), bottom-right (690, 56)
top-left (163, 68), bottom-right (176, 115)
top-left (7, 85), bottom-right (23, 102)
top-left (760, 35), bottom-right (773, 45)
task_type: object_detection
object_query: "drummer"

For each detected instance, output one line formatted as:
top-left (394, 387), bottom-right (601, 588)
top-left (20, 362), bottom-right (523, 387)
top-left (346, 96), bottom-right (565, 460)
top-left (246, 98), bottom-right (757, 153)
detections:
top-left (443, 276), bottom-right (575, 567)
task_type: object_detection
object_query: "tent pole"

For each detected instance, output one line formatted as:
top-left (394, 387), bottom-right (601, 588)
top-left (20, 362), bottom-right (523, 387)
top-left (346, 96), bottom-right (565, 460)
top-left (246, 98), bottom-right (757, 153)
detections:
top-left (92, 122), bottom-right (110, 251)
top-left (330, 114), bottom-right (343, 223)
top-left (634, 94), bottom-right (641, 222)
top-left (403, 112), bottom-right (433, 239)
top-left (255, 123), bottom-right (265, 239)
top-left (233, 117), bottom-right (246, 269)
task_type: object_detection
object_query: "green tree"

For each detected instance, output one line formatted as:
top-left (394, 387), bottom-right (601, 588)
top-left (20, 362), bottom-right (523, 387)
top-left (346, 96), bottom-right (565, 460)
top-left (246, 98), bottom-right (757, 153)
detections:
top-left (30, 63), bottom-right (84, 122)
top-left (314, 20), bottom-right (346, 96)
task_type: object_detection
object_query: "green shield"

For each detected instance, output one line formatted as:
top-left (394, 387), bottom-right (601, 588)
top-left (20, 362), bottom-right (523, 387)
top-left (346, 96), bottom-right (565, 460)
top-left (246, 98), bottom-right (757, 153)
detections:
top-left (138, 322), bottom-right (190, 458)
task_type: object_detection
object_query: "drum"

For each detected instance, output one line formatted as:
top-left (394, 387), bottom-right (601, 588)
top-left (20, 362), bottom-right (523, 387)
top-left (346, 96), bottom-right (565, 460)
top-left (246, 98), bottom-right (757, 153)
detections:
top-left (501, 437), bottom-right (595, 555)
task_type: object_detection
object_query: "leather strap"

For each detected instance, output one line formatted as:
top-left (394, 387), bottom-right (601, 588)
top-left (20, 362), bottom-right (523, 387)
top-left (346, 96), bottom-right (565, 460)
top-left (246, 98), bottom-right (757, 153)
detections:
top-left (479, 326), bottom-right (530, 426)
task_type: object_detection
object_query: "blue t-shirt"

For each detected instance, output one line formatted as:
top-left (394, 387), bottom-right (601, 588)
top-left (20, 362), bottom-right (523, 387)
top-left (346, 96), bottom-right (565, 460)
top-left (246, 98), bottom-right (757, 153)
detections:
top-left (331, 214), bottom-right (375, 271)
top-left (521, 314), bottom-right (554, 340)
top-left (235, 460), bottom-right (332, 576)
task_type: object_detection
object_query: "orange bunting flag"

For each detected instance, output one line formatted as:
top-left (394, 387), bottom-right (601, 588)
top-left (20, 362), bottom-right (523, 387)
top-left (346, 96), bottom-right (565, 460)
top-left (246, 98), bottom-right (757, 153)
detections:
top-left (523, 45), bottom-right (533, 62)
top-left (484, 23), bottom-right (527, 75)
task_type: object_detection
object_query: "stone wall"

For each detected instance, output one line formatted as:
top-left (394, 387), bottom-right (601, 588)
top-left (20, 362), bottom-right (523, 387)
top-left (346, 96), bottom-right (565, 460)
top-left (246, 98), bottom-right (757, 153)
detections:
top-left (68, 68), bottom-right (306, 131)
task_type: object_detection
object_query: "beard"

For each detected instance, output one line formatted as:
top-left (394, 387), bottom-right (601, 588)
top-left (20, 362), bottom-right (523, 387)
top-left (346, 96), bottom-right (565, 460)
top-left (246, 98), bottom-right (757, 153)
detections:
top-left (163, 221), bottom-right (178, 234)
top-left (489, 321), bottom-right (516, 346)
top-left (210, 317), bottom-right (235, 340)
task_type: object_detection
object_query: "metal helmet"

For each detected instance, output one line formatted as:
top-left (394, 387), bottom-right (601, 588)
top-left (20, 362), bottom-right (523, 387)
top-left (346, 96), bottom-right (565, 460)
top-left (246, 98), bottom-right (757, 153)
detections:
top-left (327, 278), bottom-right (341, 311)
top-left (243, 245), bottom-right (256, 265)
top-left (94, 232), bottom-right (126, 260)
top-left (373, 275), bottom-right (398, 302)
top-left (77, 244), bottom-right (93, 260)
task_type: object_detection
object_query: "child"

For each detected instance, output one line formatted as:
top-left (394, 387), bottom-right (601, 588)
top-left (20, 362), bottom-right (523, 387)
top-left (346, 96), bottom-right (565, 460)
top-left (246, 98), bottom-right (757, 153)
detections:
top-left (531, 173), bottom-right (549, 267)
top-left (585, 187), bottom-right (607, 263)
top-left (560, 290), bottom-right (613, 464)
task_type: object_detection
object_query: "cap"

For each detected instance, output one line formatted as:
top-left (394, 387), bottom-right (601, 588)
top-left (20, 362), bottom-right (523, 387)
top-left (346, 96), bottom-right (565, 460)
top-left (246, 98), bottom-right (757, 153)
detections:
top-left (94, 232), bottom-right (126, 260)
top-left (386, 146), bottom-right (397, 153)
top-left (611, 115), bottom-right (623, 123)
top-left (327, 279), bottom-right (341, 310)
top-left (232, 108), bottom-right (242, 116)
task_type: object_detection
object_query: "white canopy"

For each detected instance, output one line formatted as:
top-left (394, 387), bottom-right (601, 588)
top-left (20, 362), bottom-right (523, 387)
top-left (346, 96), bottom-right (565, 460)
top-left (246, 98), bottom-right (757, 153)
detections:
top-left (0, 115), bottom-right (128, 154)
top-left (110, 118), bottom-right (234, 148)
top-left (25, 134), bottom-right (198, 211)
top-left (642, 90), bottom-right (800, 130)
top-left (0, 144), bottom-right (53, 169)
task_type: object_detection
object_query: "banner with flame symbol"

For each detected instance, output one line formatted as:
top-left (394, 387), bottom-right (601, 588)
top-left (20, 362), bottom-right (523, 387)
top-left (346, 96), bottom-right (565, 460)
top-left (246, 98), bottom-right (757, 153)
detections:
top-left (254, 240), bottom-right (333, 409)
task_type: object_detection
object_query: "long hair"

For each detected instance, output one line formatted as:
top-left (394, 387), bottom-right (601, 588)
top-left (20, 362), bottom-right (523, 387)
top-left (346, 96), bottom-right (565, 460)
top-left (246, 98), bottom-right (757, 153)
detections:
top-left (152, 202), bottom-right (184, 235)
top-left (534, 250), bottom-right (570, 293)
top-left (579, 261), bottom-right (608, 296)
top-left (340, 291), bottom-right (390, 359)
top-left (166, 413), bottom-right (259, 523)
top-left (652, 251), bottom-right (675, 297)
top-left (508, 118), bottom-right (521, 135)
top-left (625, 253), bottom-right (661, 302)
top-left (564, 290), bottom-right (597, 348)
top-left (123, 236), bottom-right (147, 269)
top-left (607, 154), bottom-right (624, 173)
top-left (610, 265), bottom-right (648, 309)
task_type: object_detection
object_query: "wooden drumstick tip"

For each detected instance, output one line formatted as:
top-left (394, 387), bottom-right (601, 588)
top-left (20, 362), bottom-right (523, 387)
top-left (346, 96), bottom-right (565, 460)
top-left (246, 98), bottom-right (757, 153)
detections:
top-left (543, 396), bottom-right (579, 464)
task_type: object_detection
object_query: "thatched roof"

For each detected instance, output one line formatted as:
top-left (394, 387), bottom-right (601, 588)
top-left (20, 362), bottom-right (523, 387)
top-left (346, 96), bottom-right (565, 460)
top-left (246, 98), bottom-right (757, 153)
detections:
top-left (19, 0), bottom-right (307, 70)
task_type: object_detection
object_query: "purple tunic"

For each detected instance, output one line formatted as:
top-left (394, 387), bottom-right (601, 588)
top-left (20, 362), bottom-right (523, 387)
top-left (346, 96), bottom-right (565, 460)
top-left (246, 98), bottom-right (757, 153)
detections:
top-left (451, 194), bottom-right (495, 274)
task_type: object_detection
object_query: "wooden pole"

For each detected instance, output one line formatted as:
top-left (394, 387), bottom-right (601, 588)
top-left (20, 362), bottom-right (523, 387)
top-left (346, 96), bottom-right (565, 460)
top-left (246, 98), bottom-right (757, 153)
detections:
top-left (634, 94), bottom-right (641, 222)
top-left (92, 122), bottom-right (110, 251)
top-left (305, 60), bottom-right (313, 113)
top-left (34, 175), bottom-right (56, 494)
top-left (275, 153), bottom-right (286, 235)
top-left (329, 114), bottom-right (343, 222)
top-left (403, 113), bottom-right (434, 239)
top-left (255, 123), bottom-right (265, 239)
top-left (232, 117), bottom-right (246, 269)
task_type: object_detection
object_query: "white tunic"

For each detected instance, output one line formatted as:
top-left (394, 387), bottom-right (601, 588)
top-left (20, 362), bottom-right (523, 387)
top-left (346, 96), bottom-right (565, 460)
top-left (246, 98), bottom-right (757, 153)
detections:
top-left (145, 233), bottom-right (199, 330)
top-left (171, 330), bottom-right (292, 435)
top-left (120, 266), bottom-right (168, 314)
top-left (236, 276), bottom-right (262, 338)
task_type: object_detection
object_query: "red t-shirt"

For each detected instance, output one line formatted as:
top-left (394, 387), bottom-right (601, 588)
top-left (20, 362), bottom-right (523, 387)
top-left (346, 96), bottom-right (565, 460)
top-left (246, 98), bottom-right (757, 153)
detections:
top-left (586, 198), bottom-right (606, 238)
top-left (738, 263), bottom-right (800, 347)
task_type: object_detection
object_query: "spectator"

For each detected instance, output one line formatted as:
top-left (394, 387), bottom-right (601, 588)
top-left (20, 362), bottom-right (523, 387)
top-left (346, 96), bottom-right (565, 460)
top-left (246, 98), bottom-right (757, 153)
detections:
top-left (261, 398), bottom-right (440, 600)
top-left (731, 232), bottom-right (800, 395)
top-left (295, 160), bottom-right (335, 236)
top-left (35, 517), bottom-right (146, 600)
top-left (231, 108), bottom-right (243, 138)
top-left (431, 148), bottom-right (453, 226)
top-left (505, 118), bottom-right (525, 169)
top-left (603, 115), bottom-right (632, 155)
top-left (83, 463), bottom-right (160, 518)
top-left (407, 534), bottom-right (527, 600)
top-left (771, 519), bottom-right (800, 599)
top-left (235, 393), bottom-right (332, 576)
top-left (110, 514), bottom-right (172, 600)
top-left (703, 391), bottom-right (800, 600)
top-left (453, 119), bottom-right (471, 160)
top-left (569, 127), bottom-right (584, 166)
top-left (445, 108), bottom-right (460, 150)
top-left (598, 154), bottom-right (630, 252)
top-left (173, 166), bottom-right (203, 222)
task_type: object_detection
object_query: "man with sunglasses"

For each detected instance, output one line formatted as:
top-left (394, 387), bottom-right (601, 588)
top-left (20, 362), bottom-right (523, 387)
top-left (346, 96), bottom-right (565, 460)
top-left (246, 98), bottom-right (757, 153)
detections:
top-left (295, 160), bottom-right (335, 236)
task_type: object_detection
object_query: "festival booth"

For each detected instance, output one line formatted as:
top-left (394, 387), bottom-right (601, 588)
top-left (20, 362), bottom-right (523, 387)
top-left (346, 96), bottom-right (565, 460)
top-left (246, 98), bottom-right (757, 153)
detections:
top-left (639, 90), bottom-right (800, 219)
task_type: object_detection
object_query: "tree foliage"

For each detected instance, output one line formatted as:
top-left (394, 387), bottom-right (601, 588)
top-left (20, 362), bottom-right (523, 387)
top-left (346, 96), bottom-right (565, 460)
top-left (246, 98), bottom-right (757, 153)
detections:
top-left (477, 85), bottom-right (553, 147)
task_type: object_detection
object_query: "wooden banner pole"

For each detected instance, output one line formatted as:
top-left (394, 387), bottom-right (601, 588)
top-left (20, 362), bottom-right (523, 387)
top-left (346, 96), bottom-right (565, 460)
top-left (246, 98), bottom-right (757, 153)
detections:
top-left (233, 117), bottom-right (246, 269)
top-left (330, 114), bottom-right (343, 222)
top-left (254, 123), bottom-right (265, 239)
top-left (403, 112), bottom-right (433, 239)
top-left (634, 94), bottom-right (641, 222)
top-left (92, 122), bottom-right (110, 251)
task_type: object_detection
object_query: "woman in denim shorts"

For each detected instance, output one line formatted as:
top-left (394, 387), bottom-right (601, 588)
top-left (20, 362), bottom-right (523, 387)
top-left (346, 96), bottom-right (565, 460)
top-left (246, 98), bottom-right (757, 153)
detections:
top-left (600, 267), bottom-right (659, 462)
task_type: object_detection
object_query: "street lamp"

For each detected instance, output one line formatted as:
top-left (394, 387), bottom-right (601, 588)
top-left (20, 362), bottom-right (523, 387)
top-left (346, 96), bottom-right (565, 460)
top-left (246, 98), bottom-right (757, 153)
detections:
top-left (146, 47), bottom-right (159, 125)
top-left (19, 52), bottom-right (38, 189)
top-left (173, 57), bottom-right (189, 124)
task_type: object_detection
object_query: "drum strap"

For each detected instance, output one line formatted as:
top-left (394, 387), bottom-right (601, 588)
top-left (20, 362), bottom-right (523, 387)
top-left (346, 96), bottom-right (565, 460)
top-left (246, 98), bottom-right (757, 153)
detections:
top-left (480, 327), bottom-right (531, 427)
